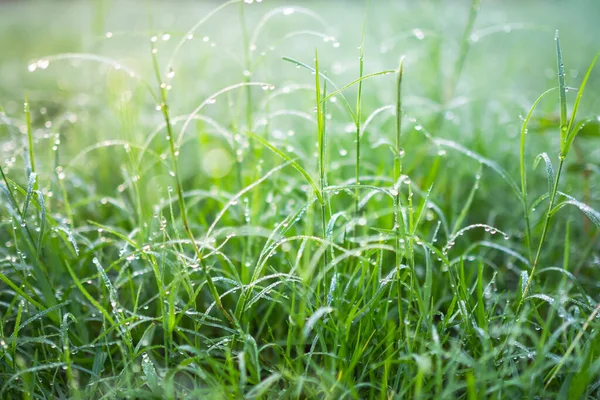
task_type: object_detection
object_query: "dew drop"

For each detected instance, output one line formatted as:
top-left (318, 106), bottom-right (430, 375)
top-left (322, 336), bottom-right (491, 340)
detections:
top-left (37, 59), bottom-right (50, 69)
top-left (412, 28), bottom-right (425, 40)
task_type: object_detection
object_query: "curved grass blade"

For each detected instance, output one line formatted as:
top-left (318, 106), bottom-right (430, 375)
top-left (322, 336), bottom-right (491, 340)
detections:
top-left (246, 132), bottom-right (323, 205)
top-left (550, 196), bottom-right (600, 229)
top-left (534, 152), bottom-right (555, 196)
top-left (320, 69), bottom-right (395, 104)
top-left (21, 172), bottom-right (37, 219)
top-left (434, 138), bottom-right (521, 200)
top-left (282, 56), bottom-right (355, 121)
top-left (563, 51), bottom-right (600, 156)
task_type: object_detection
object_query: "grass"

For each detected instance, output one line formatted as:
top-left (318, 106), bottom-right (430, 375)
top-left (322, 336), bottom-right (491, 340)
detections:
top-left (1, 0), bottom-right (600, 398)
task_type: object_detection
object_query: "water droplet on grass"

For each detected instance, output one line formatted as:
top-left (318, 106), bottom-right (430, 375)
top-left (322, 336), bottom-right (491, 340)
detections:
top-left (412, 28), bottom-right (425, 40)
top-left (37, 59), bottom-right (49, 69)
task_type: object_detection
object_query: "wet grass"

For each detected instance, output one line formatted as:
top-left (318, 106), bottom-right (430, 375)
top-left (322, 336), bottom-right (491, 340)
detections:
top-left (1, 0), bottom-right (600, 398)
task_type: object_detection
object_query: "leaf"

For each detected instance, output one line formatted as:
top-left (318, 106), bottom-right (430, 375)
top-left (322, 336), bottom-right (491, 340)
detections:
top-left (572, 118), bottom-right (600, 139)
top-left (533, 152), bottom-right (555, 196)
top-left (0, 272), bottom-right (45, 311)
top-left (303, 307), bottom-right (334, 338)
top-left (562, 51), bottom-right (600, 155)
top-left (141, 352), bottom-right (160, 392)
top-left (282, 56), bottom-right (355, 121)
top-left (551, 195), bottom-right (600, 229)
top-left (22, 172), bottom-right (37, 219)
top-left (521, 270), bottom-right (529, 297)
top-left (555, 30), bottom-right (568, 146)
top-left (246, 132), bottom-right (324, 205)
top-left (36, 191), bottom-right (46, 254)
top-left (246, 373), bottom-right (281, 398)
top-left (434, 138), bottom-right (521, 200)
top-left (519, 87), bottom-right (557, 200)
top-left (326, 211), bottom-right (349, 239)
top-left (320, 69), bottom-right (396, 104)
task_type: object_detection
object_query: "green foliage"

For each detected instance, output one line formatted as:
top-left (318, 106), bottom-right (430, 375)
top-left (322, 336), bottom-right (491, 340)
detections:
top-left (1, 0), bottom-right (600, 398)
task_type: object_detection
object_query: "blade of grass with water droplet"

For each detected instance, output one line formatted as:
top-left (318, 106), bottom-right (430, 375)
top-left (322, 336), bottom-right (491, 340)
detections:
top-left (63, 260), bottom-right (115, 326)
top-left (562, 51), bottom-right (600, 156)
top-left (451, 169), bottom-right (481, 235)
top-left (21, 172), bottom-right (36, 220)
top-left (520, 87), bottom-right (557, 261)
top-left (534, 152), bottom-right (555, 196)
top-left (319, 70), bottom-right (396, 105)
top-left (282, 56), bottom-right (355, 120)
top-left (24, 96), bottom-right (36, 186)
top-left (141, 352), bottom-right (160, 393)
top-left (555, 30), bottom-right (568, 147)
top-left (246, 132), bottom-right (323, 205)
top-left (10, 299), bottom-right (24, 366)
top-left (434, 138), bottom-right (521, 200)
top-left (550, 196), bottom-right (600, 229)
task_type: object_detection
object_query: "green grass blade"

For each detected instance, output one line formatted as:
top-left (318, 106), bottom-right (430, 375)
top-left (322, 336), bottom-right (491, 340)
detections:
top-left (246, 132), bottom-right (324, 205)
top-left (563, 51), bottom-right (600, 156)
top-left (555, 30), bottom-right (568, 147)
top-left (533, 152), bottom-right (555, 196)
top-left (320, 70), bottom-right (396, 104)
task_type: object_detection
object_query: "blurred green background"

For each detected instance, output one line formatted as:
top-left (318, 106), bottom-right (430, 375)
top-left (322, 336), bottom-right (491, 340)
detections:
top-left (1, 0), bottom-right (599, 216)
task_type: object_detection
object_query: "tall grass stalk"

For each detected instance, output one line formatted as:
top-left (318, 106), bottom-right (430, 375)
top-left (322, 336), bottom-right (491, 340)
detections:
top-left (150, 42), bottom-right (235, 326)
top-left (354, 5), bottom-right (368, 223)
top-left (519, 31), bottom-right (599, 310)
top-left (394, 57), bottom-right (405, 334)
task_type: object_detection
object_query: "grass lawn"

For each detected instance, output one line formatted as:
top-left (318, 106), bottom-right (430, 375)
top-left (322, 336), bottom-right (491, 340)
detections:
top-left (1, 0), bottom-right (600, 398)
